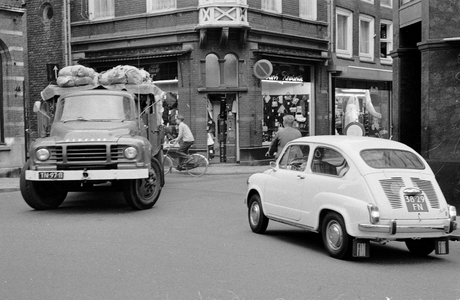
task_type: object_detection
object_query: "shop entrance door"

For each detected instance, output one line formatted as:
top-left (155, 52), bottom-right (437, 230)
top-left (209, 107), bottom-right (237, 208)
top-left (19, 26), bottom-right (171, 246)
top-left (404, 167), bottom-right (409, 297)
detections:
top-left (207, 93), bottom-right (238, 163)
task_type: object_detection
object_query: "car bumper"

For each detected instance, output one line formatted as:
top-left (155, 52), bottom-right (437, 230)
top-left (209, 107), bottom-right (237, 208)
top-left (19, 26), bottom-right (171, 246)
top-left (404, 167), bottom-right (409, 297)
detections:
top-left (25, 169), bottom-right (149, 181)
top-left (359, 220), bottom-right (457, 235)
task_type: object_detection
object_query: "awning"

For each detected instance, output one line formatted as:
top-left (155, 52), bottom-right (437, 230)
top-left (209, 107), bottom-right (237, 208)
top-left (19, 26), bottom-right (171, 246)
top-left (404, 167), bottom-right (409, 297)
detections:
top-left (78, 49), bottom-right (192, 64)
top-left (252, 50), bottom-right (329, 62)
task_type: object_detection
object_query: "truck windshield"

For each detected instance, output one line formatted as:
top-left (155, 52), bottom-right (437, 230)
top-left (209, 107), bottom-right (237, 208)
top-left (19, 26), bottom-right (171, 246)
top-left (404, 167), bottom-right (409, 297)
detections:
top-left (55, 95), bottom-right (134, 122)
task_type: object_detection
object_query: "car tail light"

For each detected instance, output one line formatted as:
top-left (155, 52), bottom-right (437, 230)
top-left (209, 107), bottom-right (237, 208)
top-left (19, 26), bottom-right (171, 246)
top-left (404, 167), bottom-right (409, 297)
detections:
top-left (449, 205), bottom-right (457, 222)
top-left (367, 204), bottom-right (380, 224)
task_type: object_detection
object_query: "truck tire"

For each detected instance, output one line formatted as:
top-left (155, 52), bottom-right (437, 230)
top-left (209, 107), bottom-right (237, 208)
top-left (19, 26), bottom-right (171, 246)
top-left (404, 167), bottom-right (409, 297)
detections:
top-left (20, 160), bottom-right (67, 210)
top-left (122, 157), bottom-right (162, 210)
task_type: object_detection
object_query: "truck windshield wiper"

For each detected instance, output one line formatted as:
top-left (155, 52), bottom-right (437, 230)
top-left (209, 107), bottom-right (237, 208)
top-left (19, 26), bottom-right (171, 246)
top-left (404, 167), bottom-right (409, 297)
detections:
top-left (62, 117), bottom-right (89, 123)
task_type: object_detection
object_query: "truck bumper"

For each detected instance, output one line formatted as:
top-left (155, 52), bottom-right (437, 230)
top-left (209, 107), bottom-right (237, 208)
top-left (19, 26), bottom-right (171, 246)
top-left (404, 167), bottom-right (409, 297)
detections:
top-left (25, 169), bottom-right (149, 181)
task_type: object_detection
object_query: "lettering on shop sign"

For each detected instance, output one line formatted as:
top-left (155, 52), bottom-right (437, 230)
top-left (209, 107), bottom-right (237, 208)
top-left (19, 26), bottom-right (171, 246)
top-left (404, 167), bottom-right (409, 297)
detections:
top-left (267, 71), bottom-right (303, 82)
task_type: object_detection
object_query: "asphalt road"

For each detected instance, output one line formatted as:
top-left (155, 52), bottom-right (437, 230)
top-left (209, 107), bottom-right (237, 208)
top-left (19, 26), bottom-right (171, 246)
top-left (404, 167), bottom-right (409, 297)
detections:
top-left (1, 173), bottom-right (460, 300)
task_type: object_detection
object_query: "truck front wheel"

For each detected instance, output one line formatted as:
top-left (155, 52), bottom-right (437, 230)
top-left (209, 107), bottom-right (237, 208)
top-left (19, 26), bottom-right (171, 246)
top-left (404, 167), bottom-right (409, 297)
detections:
top-left (122, 158), bottom-right (162, 210)
top-left (20, 160), bottom-right (67, 210)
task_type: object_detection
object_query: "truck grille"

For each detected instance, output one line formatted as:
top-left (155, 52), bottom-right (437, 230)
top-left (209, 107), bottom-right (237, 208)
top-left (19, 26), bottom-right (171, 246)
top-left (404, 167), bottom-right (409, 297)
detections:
top-left (67, 145), bottom-right (107, 162)
top-left (45, 144), bottom-right (130, 166)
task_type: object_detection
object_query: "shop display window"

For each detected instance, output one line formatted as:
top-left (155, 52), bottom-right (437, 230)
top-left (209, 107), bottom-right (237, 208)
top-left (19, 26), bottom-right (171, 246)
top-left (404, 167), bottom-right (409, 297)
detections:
top-left (335, 86), bottom-right (390, 139)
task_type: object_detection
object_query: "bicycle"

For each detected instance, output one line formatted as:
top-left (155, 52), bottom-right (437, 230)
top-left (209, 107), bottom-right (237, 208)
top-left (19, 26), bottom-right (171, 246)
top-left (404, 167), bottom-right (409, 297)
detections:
top-left (163, 141), bottom-right (209, 177)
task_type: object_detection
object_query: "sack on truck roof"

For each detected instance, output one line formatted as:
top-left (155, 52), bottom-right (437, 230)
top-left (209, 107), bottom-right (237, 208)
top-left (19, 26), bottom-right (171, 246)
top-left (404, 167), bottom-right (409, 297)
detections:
top-left (57, 65), bottom-right (97, 87)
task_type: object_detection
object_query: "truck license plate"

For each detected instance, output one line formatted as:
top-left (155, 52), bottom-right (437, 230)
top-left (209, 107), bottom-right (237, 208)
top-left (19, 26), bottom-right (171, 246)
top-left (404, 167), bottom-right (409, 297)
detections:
top-left (404, 195), bottom-right (428, 212)
top-left (38, 172), bottom-right (64, 180)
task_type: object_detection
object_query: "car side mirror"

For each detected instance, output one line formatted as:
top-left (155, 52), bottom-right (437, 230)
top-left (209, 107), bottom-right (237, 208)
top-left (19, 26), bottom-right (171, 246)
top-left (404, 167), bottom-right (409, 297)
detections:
top-left (33, 101), bottom-right (51, 120)
top-left (270, 161), bottom-right (277, 170)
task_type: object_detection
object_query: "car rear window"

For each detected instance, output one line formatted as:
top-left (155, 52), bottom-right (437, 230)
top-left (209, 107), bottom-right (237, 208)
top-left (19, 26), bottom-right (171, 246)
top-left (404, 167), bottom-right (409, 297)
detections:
top-left (360, 149), bottom-right (425, 169)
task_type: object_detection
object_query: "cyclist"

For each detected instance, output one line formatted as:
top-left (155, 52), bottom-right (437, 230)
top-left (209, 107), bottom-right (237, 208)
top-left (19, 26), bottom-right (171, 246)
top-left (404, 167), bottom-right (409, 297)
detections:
top-left (173, 114), bottom-right (195, 170)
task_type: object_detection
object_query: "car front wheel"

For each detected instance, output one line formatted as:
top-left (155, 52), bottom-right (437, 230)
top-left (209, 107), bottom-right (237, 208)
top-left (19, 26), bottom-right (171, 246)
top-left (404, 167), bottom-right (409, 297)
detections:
top-left (321, 212), bottom-right (352, 259)
top-left (405, 239), bottom-right (435, 256)
top-left (248, 194), bottom-right (269, 234)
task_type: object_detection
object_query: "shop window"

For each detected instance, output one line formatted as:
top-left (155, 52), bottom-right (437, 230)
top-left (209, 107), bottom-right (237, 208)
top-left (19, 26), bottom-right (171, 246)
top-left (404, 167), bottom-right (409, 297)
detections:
top-left (359, 14), bottom-right (375, 61)
top-left (381, 0), bottom-right (392, 8)
top-left (262, 64), bottom-right (312, 145)
top-left (279, 145), bottom-right (310, 172)
top-left (88, 0), bottom-right (114, 20)
top-left (335, 84), bottom-right (391, 139)
top-left (299, 0), bottom-right (317, 21)
top-left (336, 8), bottom-right (353, 58)
top-left (147, 0), bottom-right (176, 13)
top-left (205, 54), bottom-right (220, 87)
top-left (224, 54), bottom-right (238, 87)
top-left (262, 0), bottom-right (282, 14)
top-left (380, 21), bottom-right (393, 63)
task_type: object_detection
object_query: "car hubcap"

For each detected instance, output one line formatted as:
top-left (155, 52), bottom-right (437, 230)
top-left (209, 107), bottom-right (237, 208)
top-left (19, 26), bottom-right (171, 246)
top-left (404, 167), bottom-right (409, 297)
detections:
top-left (327, 221), bottom-right (343, 251)
top-left (250, 202), bottom-right (260, 225)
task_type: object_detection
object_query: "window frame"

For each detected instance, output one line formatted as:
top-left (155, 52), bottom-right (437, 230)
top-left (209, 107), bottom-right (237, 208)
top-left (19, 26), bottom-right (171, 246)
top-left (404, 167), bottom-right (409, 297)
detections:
top-left (361, 0), bottom-right (374, 3)
top-left (261, 0), bottom-right (282, 14)
top-left (299, 0), bottom-right (317, 21)
top-left (336, 8), bottom-right (353, 58)
top-left (380, 20), bottom-right (393, 64)
top-left (380, 0), bottom-right (393, 8)
top-left (146, 0), bottom-right (177, 14)
top-left (359, 14), bottom-right (375, 61)
top-left (88, 0), bottom-right (115, 21)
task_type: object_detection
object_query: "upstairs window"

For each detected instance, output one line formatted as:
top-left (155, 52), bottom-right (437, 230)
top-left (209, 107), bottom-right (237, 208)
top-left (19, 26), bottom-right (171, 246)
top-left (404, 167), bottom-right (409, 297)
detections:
top-left (359, 14), bottom-right (375, 61)
top-left (381, 0), bottom-right (392, 8)
top-left (147, 0), bottom-right (176, 13)
top-left (262, 0), bottom-right (282, 14)
top-left (336, 8), bottom-right (353, 58)
top-left (205, 54), bottom-right (220, 87)
top-left (299, 0), bottom-right (317, 21)
top-left (205, 53), bottom-right (239, 88)
top-left (380, 21), bottom-right (393, 63)
top-left (88, 0), bottom-right (114, 20)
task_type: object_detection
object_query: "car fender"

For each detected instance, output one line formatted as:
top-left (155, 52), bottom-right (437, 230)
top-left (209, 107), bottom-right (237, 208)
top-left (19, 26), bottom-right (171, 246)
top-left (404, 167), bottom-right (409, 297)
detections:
top-left (310, 192), bottom-right (371, 237)
top-left (245, 172), bottom-right (269, 207)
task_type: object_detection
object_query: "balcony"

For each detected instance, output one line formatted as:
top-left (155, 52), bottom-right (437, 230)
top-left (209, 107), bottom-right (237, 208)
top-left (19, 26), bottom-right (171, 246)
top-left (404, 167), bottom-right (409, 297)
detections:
top-left (197, 0), bottom-right (250, 46)
top-left (197, 0), bottom-right (249, 29)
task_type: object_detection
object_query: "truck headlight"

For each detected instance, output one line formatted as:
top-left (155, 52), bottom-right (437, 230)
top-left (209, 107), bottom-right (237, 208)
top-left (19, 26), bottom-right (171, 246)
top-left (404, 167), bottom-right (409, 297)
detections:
top-left (449, 205), bottom-right (457, 222)
top-left (35, 148), bottom-right (50, 161)
top-left (367, 204), bottom-right (380, 224)
top-left (123, 147), bottom-right (138, 159)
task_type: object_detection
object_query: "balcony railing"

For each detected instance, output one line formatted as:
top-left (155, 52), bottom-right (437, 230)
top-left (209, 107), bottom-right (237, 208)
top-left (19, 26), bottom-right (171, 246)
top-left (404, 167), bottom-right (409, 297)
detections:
top-left (198, 0), bottom-right (249, 28)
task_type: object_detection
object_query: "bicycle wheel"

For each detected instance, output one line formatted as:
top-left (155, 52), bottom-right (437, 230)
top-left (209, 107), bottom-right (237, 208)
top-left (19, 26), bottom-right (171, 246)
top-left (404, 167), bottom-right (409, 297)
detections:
top-left (185, 154), bottom-right (208, 177)
top-left (163, 154), bottom-right (173, 175)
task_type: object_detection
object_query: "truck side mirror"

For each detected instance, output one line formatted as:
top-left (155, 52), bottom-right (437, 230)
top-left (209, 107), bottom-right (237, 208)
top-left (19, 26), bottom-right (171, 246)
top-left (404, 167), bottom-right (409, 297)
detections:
top-left (33, 101), bottom-right (51, 120)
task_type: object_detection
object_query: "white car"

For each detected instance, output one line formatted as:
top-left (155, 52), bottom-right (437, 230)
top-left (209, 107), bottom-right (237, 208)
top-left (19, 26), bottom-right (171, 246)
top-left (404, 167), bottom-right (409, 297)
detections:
top-left (245, 136), bottom-right (457, 259)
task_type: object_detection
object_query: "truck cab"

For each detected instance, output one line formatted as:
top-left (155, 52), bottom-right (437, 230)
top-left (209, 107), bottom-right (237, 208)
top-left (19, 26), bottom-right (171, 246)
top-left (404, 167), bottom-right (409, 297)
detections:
top-left (21, 84), bottom-right (166, 210)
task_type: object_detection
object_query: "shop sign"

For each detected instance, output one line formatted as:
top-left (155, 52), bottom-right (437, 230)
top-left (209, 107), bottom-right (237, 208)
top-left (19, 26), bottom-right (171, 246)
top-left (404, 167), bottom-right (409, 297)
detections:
top-left (266, 72), bottom-right (304, 82)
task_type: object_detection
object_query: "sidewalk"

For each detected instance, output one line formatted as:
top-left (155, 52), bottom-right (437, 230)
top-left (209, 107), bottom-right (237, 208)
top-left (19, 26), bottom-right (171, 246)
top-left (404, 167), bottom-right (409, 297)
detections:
top-left (0, 164), bottom-right (270, 193)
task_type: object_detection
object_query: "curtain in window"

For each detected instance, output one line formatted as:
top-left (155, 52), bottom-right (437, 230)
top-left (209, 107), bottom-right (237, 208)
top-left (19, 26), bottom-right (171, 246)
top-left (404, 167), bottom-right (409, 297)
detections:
top-left (206, 54), bottom-right (220, 87)
top-left (149, 0), bottom-right (176, 11)
top-left (93, 0), bottom-right (114, 19)
top-left (299, 0), bottom-right (316, 20)
top-left (337, 15), bottom-right (348, 51)
top-left (360, 20), bottom-right (370, 54)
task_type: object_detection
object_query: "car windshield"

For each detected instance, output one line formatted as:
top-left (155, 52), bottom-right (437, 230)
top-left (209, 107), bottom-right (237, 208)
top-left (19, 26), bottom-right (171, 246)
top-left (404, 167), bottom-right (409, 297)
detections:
top-left (360, 149), bottom-right (425, 169)
top-left (55, 94), bottom-right (134, 122)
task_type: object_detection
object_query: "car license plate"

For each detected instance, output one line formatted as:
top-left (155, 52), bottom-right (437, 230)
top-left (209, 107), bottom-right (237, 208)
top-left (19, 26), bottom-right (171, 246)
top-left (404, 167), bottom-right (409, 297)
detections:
top-left (38, 172), bottom-right (64, 180)
top-left (404, 195), bottom-right (428, 212)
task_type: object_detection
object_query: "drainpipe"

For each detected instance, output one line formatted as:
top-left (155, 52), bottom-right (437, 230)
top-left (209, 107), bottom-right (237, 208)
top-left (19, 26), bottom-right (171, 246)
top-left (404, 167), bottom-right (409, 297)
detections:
top-left (63, 0), bottom-right (72, 66)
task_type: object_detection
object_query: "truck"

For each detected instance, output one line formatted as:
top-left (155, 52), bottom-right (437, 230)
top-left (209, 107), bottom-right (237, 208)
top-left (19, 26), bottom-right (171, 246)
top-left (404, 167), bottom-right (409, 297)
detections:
top-left (21, 80), bottom-right (167, 210)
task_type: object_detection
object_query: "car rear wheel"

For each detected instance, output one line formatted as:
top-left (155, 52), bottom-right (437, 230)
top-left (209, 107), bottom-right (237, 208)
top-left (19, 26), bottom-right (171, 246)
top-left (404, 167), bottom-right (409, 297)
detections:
top-left (321, 212), bottom-right (352, 259)
top-left (405, 239), bottom-right (435, 256)
top-left (248, 194), bottom-right (269, 234)
top-left (20, 160), bottom-right (67, 210)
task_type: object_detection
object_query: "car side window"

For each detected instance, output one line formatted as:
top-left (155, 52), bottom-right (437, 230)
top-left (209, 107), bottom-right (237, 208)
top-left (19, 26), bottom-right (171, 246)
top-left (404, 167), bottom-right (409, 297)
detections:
top-left (311, 147), bottom-right (348, 176)
top-left (278, 145), bottom-right (310, 171)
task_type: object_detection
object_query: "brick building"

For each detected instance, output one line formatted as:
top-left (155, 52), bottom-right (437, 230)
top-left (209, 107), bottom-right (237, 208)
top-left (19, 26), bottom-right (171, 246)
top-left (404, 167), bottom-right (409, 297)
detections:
top-left (0, 0), bottom-right (26, 176)
top-left (27, 0), bottom-right (329, 165)
top-left (329, 0), bottom-right (393, 139)
top-left (393, 0), bottom-right (460, 209)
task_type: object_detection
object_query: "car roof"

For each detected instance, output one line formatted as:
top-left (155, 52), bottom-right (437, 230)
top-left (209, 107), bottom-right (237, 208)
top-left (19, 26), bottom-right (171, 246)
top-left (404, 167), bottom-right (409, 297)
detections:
top-left (290, 135), bottom-right (415, 153)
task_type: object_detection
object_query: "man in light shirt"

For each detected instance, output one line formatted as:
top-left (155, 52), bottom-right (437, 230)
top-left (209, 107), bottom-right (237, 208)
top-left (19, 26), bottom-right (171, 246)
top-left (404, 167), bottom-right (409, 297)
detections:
top-left (174, 114), bottom-right (195, 170)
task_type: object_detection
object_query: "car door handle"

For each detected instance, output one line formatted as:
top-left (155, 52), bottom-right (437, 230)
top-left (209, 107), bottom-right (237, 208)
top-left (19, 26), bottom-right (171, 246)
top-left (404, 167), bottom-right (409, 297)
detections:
top-left (297, 174), bottom-right (305, 179)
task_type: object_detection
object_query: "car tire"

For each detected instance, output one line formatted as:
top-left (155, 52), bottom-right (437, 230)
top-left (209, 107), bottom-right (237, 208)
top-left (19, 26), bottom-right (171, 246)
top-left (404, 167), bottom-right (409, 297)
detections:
top-left (321, 212), bottom-right (352, 259)
top-left (122, 158), bottom-right (162, 210)
top-left (248, 194), bottom-right (269, 234)
top-left (405, 239), bottom-right (435, 256)
top-left (20, 160), bottom-right (67, 210)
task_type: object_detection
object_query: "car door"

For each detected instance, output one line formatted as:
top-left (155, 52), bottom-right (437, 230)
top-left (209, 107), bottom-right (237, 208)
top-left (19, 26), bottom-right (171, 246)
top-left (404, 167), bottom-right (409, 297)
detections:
top-left (263, 144), bottom-right (310, 221)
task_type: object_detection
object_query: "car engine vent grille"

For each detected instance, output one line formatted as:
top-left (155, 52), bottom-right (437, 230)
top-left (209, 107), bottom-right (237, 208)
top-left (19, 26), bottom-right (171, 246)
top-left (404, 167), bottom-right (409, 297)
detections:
top-left (380, 177), bottom-right (404, 209)
top-left (411, 177), bottom-right (440, 209)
